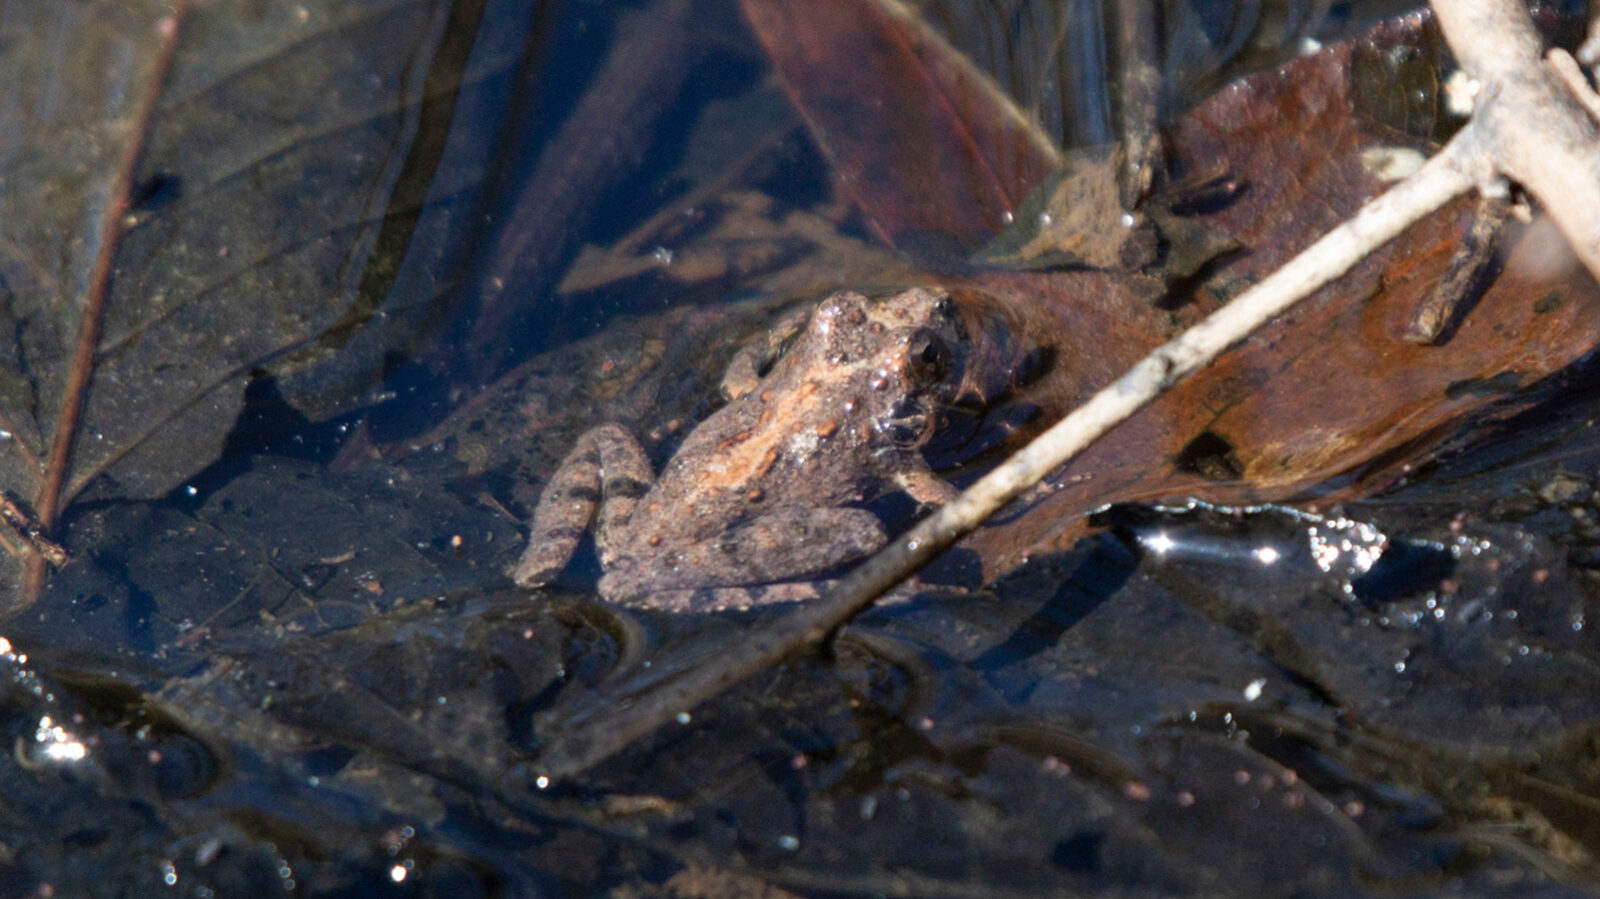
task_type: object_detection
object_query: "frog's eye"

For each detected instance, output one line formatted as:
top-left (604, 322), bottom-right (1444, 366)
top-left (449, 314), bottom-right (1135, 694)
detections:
top-left (907, 331), bottom-right (950, 383)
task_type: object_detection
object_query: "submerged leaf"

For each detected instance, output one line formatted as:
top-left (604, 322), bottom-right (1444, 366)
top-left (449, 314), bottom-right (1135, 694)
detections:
top-left (977, 144), bottom-right (1161, 272)
top-left (740, 0), bottom-right (1061, 252)
top-left (0, 0), bottom-right (526, 606)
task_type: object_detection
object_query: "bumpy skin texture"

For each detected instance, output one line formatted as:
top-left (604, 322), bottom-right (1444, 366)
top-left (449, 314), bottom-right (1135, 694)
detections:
top-left (511, 288), bottom-right (967, 611)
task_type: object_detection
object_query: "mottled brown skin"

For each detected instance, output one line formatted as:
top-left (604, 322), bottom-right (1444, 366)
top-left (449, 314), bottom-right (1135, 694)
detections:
top-left (512, 288), bottom-right (967, 611)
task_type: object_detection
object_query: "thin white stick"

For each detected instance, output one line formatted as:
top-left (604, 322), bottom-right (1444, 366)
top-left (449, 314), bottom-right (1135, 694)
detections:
top-left (1547, 48), bottom-right (1600, 126)
top-left (1433, 0), bottom-right (1600, 281)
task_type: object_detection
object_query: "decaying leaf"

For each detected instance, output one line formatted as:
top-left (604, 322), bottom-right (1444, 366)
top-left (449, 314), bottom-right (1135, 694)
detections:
top-left (465, 0), bottom-right (711, 377)
top-left (976, 143), bottom-right (1161, 272)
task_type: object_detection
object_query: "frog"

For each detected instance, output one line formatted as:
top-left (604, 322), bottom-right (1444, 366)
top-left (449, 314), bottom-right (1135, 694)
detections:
top-left (510, 287), bottom-right (970, 612)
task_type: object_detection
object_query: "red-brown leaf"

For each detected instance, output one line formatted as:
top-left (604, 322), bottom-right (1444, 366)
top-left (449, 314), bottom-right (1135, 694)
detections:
top-left (739, 0), bottom-right (1061, 249)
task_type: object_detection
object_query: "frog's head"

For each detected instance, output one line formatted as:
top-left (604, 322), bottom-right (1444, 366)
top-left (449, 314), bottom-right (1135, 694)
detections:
top-left (798, 288), bottom-right (970, 450)
top-left (888, 286), bottom-right (1054, 470)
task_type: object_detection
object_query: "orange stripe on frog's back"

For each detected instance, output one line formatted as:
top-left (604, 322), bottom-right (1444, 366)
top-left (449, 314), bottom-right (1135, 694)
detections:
top-left (689, 377), bottom-right (842, 492)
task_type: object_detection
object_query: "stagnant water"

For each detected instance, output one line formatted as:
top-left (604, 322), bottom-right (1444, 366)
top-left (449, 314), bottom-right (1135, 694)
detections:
top-left (1, 0), bottom-right (1597, 895)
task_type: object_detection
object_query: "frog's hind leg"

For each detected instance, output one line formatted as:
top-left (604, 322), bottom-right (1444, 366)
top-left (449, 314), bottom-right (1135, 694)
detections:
top-left (511, 423), bottom-right (653, 588)
top-left (598, 507), bottom-right (887, 607)
top-left (626, 579), bottom-right (928, 613)
top-left (638, 582), bottom-right (828, 613)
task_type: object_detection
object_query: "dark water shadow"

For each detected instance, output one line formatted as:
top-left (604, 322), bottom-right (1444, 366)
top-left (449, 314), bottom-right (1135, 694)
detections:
top-left (971, 534), bottom-right (1138, 674)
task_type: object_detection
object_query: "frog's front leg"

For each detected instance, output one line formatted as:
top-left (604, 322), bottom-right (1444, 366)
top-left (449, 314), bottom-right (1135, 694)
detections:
top-left (718, 306), bottom-right (810, 401)
top-left (895, 466), bottom-right (959, 508)
top-left (511, 423), bottom-right (655, 588)
top-left (598, 506), bottom-right (888, 609)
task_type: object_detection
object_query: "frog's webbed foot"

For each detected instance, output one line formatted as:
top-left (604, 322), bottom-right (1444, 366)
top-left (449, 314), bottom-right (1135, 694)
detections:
top-left (511, 423), bottom-right (654, 588)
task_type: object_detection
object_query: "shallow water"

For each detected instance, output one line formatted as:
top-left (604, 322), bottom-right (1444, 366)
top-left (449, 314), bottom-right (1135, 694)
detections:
top-left (2, 0), bottom-right (1598, 896)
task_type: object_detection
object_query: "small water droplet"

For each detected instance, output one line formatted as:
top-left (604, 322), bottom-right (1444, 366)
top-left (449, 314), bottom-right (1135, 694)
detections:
top-left (859, 795), bottom-right (878, 820)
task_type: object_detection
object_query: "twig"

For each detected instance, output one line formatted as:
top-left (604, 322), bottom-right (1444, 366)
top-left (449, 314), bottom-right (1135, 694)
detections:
top-left (1579, 11), bottom-right (1600, 67)
top-left (1403, 190), bottom-right (1508, 344)
top-left (534, 130), bottom-right (1487, 781)
top-left (1547, 47), bottom-right (1600, 124)
top-left (1113, 0), bottom-right (1162, 208)
top-left (1431, 0), bottom-right (1600, 282)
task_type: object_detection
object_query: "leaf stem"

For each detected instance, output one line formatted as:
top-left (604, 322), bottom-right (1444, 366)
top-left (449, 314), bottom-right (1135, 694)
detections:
top-left (35, 5), bottom-right (190, 536)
